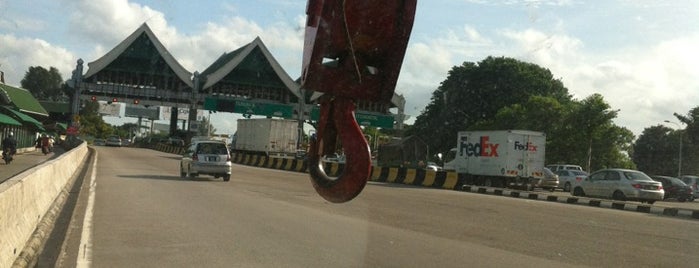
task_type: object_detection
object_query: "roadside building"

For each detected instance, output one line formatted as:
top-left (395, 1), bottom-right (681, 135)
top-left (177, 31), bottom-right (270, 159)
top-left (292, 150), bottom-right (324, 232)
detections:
top-left (0, 80), bottom-right (49, 149)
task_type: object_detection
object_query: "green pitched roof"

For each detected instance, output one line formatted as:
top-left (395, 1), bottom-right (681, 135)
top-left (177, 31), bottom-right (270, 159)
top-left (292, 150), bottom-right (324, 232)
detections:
top-left (0, 83), bottom-right (49, 117)
top-left (39, 101), bottom-right (70, 113)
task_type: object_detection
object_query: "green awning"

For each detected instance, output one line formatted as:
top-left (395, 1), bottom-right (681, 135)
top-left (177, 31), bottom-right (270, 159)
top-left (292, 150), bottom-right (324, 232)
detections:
top-left (3, 108), bottom-right (45, 131)
top-left (0, 113), bottom-right (21, 126)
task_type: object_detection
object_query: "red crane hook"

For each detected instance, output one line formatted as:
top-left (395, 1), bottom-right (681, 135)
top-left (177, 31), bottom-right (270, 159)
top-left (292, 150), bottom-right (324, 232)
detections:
top-left (302, 0), bottom-right (417, 203)
top-left (307, 97), bottom-right (371, 203)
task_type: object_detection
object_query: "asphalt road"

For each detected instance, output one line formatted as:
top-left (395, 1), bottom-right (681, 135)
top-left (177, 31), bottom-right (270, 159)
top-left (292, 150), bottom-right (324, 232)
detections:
top-left (56, 146), bottom-right (698, 267)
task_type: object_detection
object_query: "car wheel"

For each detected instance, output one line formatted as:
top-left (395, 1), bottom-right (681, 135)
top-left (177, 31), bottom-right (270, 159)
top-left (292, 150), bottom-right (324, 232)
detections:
top-left (612, 190), bottom-right (626, 201)
top-left (563, 182), bottom-right (571, 192)
top-left (678, 197), bottom-right (686, 202)
top-left (180, 165), bottom-right (186, 178)
top-left (223, 175), bottom-right (230, 182)
top-left (647, 200), bottom-right (656, 205)
top-left (187, 165), bottom-right (197, 178)
top-left (484, 178), bottom-right (493, 187)
top-left (572, 187), bottom-right (585, 197)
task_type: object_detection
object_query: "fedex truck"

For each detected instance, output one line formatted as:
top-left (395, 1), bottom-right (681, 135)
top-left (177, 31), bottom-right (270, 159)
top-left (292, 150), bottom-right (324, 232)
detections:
top-left (443, 130), bottom-right (546, 189)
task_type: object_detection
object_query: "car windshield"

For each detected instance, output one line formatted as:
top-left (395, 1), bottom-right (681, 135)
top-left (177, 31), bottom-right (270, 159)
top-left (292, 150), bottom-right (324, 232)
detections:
top-left (4, 1), bottom-right (699, 268)
top-left (669, 177), bottom-right (688, 186)
top-left (623, 171), bottom-right (653, 181)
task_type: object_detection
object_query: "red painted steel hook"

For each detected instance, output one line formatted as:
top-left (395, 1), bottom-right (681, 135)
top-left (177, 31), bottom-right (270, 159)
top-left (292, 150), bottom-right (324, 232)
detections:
top-left (302, 0), bottom-right (417, 203)
top-left (307, 97), bottom-right (371, 203)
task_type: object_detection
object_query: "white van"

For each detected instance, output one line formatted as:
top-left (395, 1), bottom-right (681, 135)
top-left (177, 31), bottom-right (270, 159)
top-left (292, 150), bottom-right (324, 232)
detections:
top-left (546, 164), bottom-right (583, 172)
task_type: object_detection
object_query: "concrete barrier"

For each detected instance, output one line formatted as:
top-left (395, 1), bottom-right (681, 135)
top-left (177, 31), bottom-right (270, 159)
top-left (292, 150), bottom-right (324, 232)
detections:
top-left (0, 142), bottom-right (88, 267)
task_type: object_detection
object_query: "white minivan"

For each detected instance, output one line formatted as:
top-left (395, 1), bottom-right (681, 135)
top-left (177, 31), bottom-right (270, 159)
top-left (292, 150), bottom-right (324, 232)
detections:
top-left (546, 164), bottom-right (583, 172)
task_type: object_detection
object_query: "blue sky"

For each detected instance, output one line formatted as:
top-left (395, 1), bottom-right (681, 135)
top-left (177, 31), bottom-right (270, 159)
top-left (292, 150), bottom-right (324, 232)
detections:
top-left (1, 0), bottom-right (698, 137)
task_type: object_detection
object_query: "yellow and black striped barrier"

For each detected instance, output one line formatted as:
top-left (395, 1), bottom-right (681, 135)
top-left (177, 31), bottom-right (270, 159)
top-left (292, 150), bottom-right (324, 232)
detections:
top-left (227, 152), bottom-right (463, 190)
top-left (151, 147), bottom-right (462, 190)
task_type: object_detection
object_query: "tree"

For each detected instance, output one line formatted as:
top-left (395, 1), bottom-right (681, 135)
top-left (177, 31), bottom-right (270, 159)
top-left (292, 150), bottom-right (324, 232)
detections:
top-left (78, 101), bottom-right (113, 138)
top-left (194, 115), bottom-right (216, 137)
top-left (633, 125), bottom-right (675, 175)
top-left (406, 56), bottom-right (571, 156)
top-left (21, 66), bottom-right (66, 101)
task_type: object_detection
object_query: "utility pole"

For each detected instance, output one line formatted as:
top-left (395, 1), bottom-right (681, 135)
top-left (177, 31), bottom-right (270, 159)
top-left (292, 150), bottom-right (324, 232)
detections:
top-left (664, 120), bottom-right (684, 177)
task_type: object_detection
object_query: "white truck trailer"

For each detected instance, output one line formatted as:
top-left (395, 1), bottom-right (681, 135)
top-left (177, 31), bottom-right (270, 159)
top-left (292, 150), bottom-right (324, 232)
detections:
top-left (443, 130), bottom-right (546, 189)
top-left (233, 118), bottom-right (299, 157)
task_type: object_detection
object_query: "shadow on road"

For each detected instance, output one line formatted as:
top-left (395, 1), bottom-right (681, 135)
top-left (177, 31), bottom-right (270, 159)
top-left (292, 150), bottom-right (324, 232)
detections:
top-left (118, 174), bottom-right (184, 181)
top-left (118, 174), bottom-right (226, 182)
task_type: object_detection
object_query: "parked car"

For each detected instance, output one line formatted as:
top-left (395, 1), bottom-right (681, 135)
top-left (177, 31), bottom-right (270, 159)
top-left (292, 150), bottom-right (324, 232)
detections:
top-left (546, 164), bottom-right (584, 172)
top-left (425, 161), bottom-right (442, 172)
top-left (651, 175), bottom-right (694, 202)
top-left (106, 135), bottom-right (122, 147)
top-left (180, 140), bottom-right (232, 181)
top-left (555, 169), bottom-right (588, 192)
top-left (537, 167), bottom-right (559, 192)
top-left (570, 169), bottom-right (664, 204)
top-left (93, 138), bottom-right (106, 146)
top-left (679, 175), bottom-right (699, 200)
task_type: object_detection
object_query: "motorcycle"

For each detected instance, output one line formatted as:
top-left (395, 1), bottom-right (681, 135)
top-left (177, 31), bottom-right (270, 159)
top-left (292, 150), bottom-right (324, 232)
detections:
top-left (2, 149), bottom-right (15, 164)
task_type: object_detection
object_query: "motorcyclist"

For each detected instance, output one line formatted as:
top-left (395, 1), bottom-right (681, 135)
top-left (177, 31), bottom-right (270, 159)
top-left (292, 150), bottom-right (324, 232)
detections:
top-left (2, 132), bottom-right (17, 162)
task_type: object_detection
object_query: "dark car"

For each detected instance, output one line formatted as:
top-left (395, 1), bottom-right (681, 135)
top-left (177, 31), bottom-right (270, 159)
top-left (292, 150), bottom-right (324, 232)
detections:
top-left (651, 176), bottom-right (694, 202)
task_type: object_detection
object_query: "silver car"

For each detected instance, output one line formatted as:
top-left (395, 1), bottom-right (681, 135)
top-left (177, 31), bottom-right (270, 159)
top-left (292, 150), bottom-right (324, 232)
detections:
top-left (571, 169), bottom-right (664, 204)
top-left (555, 169), bottom-right (588, 192)
top-left (537, 168), bottom-right (559, 192)
top-left (180, 140), bottom-right (232, 181)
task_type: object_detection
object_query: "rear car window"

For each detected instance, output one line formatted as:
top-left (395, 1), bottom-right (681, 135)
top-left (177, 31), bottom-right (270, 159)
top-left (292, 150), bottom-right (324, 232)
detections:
top-left (624, 171), bottom-right (653, 181)
top-left (197, 143), bottom-right (228, 154)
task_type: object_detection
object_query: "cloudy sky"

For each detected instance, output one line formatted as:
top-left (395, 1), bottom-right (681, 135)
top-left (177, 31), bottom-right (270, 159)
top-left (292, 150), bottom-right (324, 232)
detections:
top-left (1, 0), bottom-right (698, 136)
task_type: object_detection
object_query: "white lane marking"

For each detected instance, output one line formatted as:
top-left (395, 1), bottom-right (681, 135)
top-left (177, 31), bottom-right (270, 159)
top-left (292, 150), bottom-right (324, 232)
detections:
top-left (77, 152), bottom-right (97, 268)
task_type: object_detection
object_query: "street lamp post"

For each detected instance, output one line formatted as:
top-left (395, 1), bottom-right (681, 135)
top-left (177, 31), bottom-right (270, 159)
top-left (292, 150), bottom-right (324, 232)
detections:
top-left (664, 120), bottom-right (683, 177)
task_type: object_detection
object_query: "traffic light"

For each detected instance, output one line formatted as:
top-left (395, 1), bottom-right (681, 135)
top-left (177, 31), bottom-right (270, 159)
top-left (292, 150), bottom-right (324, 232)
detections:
top-left (112, 98), bottom-right (118, 103)
top-left (133, 99), bottom-right (140, 105)
top-left (91, 96), bottom-right (97, 101)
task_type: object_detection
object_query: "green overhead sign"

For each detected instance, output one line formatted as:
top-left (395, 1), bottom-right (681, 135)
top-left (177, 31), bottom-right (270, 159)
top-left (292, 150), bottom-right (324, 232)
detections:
top-left (204, 97), bottom-right (294, 118)
top-left (310, 106), bottom-right (395, 129)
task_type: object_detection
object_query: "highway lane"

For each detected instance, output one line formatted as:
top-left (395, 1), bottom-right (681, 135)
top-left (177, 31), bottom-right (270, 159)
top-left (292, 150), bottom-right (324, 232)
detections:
top-left (60, 146), bottom-right (699, 267)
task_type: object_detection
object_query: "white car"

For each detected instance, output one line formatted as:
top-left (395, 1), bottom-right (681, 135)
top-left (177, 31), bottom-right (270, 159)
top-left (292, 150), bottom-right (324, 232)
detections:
top-left (571, 168), bottom-right (664, 204)
top-left (555, 169), bottom-right (588, 192)
top-left (680, 175), bottom-right (698, 200)
top-left (180, 140), bottom-right (232, 181)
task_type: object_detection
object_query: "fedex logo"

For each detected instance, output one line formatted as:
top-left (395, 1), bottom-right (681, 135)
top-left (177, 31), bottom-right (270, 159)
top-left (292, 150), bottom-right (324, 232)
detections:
top-left (459, 136), bottom-right (499, 157)
top-left (514, 141), bottom-right (538, 152)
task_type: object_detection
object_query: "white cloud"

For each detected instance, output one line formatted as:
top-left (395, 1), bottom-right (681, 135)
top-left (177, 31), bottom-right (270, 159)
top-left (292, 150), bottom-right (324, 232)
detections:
top-left (500, 28), bottom-right (699, 135)
top-left (0, 34), bottom-right (75, 85)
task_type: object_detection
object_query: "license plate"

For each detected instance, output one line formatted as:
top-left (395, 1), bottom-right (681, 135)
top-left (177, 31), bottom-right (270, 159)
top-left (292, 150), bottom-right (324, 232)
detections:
top-left (207, 156), bottom-right (219, 161)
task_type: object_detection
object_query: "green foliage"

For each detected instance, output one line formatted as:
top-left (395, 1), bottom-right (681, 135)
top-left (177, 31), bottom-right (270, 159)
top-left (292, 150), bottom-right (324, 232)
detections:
top-left (634, 107), bottom-right (699, 176)
top-left (407, 56), bottom-right (571, 155)
top-left (195, 115), bottom-right (217, 136)
top-left (633, 125), bottom-right (675, 175)
top-left (21, 66), bottom-right (65, 101)
top-left (78, 101), bottom-right (114, 138)
top-left (406, 56), bottom-right (634, 172)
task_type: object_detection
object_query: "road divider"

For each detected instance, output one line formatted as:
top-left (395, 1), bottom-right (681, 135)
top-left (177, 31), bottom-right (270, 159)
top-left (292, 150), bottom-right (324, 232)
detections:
top-left (0, 142), bottom-right (88, 267)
